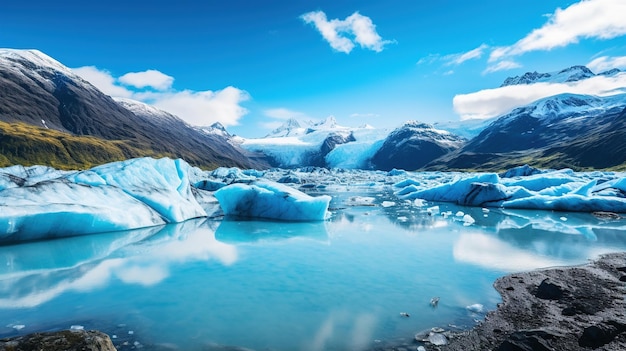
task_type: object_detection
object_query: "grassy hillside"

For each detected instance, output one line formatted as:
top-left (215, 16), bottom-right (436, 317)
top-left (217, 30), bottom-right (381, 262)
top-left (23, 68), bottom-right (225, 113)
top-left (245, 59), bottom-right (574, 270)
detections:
top-left (0, 121), bottom-right (173, 170)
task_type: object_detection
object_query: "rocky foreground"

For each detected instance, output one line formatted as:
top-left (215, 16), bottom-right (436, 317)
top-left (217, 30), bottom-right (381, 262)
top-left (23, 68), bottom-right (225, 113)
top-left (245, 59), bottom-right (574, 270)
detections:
top-left (438, 252), bottom-right (626, 351)
top-left (0, 329), bottom-right (116, 351)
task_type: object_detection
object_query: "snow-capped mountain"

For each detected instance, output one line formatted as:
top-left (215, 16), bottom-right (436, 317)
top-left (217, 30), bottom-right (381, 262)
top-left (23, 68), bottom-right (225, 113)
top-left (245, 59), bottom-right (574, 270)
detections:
top-left (370, 121), bottom-right (465, 171)
top-left (241, 117), bottom-right (468, 170)
top-left (0, 48), bottom-right (267, 169)
top-left (426, 92), bottom-right (626, 170)
top-left (499, 65), bottom-right (617, 86)
top-left (241, 116), bottom-right (382, 168)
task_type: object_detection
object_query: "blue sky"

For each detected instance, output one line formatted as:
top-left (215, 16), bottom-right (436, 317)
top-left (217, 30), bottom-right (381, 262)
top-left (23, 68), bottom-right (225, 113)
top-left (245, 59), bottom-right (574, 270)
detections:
top-left (1, 0), bottom-right (626, 137)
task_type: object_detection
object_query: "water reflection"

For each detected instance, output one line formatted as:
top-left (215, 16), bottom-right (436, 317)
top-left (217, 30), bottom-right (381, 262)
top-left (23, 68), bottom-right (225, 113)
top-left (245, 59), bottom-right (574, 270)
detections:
top-left (215, 219), bottom-right (329, 244)
top-left (0, 218), bottom-right (237, 308)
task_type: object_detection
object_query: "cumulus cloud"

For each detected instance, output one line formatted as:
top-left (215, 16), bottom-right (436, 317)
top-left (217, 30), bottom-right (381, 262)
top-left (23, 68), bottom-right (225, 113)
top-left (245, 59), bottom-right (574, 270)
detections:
top-left (144, 87), bottom-right (249, 127)
top-left (72, 66), bottom-right (249, 127)
top-left (587, 55), bottom-right (626, 72)
top-left (118, 70), bottom-right (174, 90)
top-left (453, 71), bottom-right (626, 120)
top-left (301, 11), bottom-right (392, 53)
top-left (489, 0), bottom-right (626, 62)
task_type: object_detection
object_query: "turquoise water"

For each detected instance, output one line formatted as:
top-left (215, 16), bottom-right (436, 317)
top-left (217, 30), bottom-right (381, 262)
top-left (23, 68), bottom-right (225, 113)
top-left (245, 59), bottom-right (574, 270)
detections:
top-left (1, 190), bottom-right (626, 350)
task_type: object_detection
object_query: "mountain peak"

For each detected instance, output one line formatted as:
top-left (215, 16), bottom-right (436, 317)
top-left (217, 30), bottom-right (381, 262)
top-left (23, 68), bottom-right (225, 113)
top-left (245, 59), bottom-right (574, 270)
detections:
top-left (0, 48), bottom-right (74, 75)
top-left (500, 65), bottom-right (596, 87)
top-left (265, 118), bottom-right (304, 138)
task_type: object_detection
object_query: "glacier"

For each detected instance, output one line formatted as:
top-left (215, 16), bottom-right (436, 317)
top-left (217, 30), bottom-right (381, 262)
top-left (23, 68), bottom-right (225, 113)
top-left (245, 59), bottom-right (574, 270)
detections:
top-left (2, 157), bottom-right (626, 243)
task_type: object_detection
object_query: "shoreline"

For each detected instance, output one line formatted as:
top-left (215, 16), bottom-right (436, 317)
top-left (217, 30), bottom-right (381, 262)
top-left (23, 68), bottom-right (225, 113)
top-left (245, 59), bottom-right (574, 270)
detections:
top-left (433, 252), bottom-right (626, 351)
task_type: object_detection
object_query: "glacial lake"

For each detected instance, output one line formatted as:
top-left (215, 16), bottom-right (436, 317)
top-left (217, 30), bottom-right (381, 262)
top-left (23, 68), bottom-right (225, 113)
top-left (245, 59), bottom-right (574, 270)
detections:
top-left (2, 186), bottom-right (626, 351)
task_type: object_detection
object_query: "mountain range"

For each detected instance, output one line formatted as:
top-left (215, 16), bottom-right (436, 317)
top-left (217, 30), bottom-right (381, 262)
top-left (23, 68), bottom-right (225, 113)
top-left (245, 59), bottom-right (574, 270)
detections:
top-left (0, 49), bottom-right (268, 169)
top-left (1, 48), bottom-right (625, 171)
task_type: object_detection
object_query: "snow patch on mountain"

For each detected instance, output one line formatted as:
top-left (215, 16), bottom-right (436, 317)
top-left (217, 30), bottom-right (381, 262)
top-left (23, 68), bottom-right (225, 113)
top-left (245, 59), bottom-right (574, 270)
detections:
top-left (501, 65), bottom-right (596, 87)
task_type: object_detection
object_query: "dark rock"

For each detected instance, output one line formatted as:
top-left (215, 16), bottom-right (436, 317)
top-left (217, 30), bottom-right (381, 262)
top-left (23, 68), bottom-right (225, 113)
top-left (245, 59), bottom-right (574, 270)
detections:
top-left (617, 267), bottom-right (626, 273)
top-left (535, 278), bottom-right (564, 300)
top-left (592, 211), bottom-right (623, 220)
top-left (578, 321), bottom-right (626, 348)
top-left (0, 329), bottom-right (116, 351)
top-left (620, 276), bottom-right (626, 282)
top-left (496, 329), bottom-right (560, 351)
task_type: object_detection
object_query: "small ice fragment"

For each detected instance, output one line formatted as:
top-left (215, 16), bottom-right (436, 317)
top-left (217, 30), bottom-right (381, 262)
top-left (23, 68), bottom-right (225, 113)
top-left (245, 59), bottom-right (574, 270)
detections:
top-left (455, 211), bottom-right (465, 217)
top-left (463, 214), bottom-right (476, 226)
top-left (12, 324), bottom-right (25, 331)
top-left (112, 335), bottom-right (118, 339)
top-left (428, 332), bottom-right (448, 346)
top-left (128, 330), bottom-right (134, 335)
top-left (482, 208), bottom-right (490, 213)
top-left (413, 199), bottom-right (427, 207)
top-left (70, 325), bottom-right (84, 331)
top-left (431, 327), bottom-right (445, 333)
top-left (427, 206), bottom-right (440, 215)
top-left (397, 216), bottom-right (408, 222)
top-left (560, 216), bottom-right (567, 221)
top-left (400, 312), bottom-right (410, 317)
top-left (484, 214), bottom-right (488, 217)
top-left (417, 347), bottom-right (426, 351)
top-left (381, 201), bottom-right (396, 208)
top-left (466, 303), bottom-right (484, 313)
top-left (430, 296), bottom-right (440, 307)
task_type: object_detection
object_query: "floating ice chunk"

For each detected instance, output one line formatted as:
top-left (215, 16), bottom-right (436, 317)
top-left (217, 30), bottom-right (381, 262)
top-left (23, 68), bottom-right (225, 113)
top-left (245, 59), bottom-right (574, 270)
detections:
top-left (394, 178), bottom-right (421, 188)
top-left (428, 332), bottom-right (448, 345)
top-left (381, 201), bottom-right (396, 208)
top-left (455, 211), bottom-right (465, 217)
top-left (503, 194), bottom-right (626, 213)
top-left (403, 173), bottom-right (500, 203)
top-left (463, 214), bottom-right (476, 226)
top-left (413, 199), bottom-right (427, 207)
top-left (426, 206), bottom-right (440, 215)
top-left (11, 324), bottom-right (25, 330)
top-left (458, 182), bottom-right (509, 206)
top-left (482, 208), bottom-right (490, 213)
top-left (214, 180), bottom-right (331, 221)
top-left (466, 303), bottom-right (484, 313)
top-left (347, 196), bottom-right (376, 206)
top-left (70, 325), bottom-right (84, 331)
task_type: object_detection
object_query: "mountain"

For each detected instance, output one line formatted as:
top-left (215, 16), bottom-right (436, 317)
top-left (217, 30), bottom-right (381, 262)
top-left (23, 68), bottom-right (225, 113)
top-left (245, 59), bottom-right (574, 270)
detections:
top-left (0, 49), bottom-right (267, 169)
top-left (500, 65), bottom-right (600, 86)
top-left (370, 121), bottom-right (465, 171)
top-left (425, 93), bottom-right (626, 171)
top-left (241, 116), bottom-right (370, 168)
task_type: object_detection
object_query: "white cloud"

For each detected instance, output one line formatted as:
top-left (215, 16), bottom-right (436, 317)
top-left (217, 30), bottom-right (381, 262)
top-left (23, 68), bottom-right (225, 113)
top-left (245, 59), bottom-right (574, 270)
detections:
top-left (301, 10), bottom-right (392, 53)
top-left (489, 0), bottom-right (626, 62)
top-left (144, 87), bottom-right (250, 127)
top-left (483, 60), bottom-right (522, 74)
top-left (119, 70), bottom-right (174, 90)
top-left (453, 71), bottom-right (626, 120)
top-left (72, 66), bottom-right (133, 98)
top-left (72, 66), bottom-right (249, 127)
top-left (264, 108), bottom-right (307, 120)
top-left (587, 55), bottom-right (626, 72)
top-left (444, 44), bottom-right (489, 65)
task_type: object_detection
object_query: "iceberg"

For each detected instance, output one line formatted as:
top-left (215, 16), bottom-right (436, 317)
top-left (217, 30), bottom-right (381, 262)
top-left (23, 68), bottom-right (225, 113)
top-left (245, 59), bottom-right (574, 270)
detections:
top-left (395, 168), bottom-right (626, 213)
top-left (0, 158), bottom-right (206, 243)
top-left (214, 180), bottom-right (331, 221)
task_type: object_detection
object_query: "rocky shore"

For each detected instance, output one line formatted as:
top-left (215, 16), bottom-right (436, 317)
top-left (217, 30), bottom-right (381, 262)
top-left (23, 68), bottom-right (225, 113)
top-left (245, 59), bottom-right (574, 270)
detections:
top-left (437, 252), bottom-right (626, 351)
top-left (0, 329), bottom-right (116, 351)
